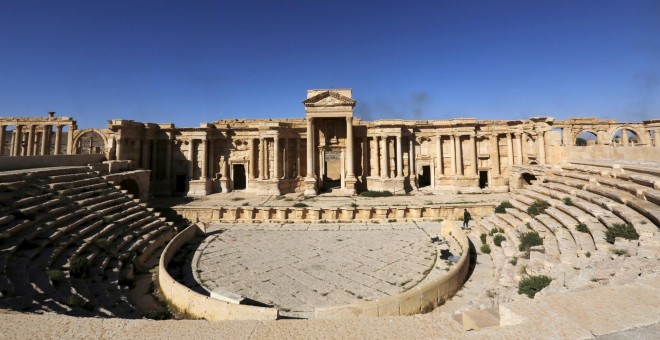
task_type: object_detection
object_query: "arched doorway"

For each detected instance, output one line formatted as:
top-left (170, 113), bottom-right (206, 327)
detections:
top-left (575, 131), bottom-right (597, 146)
top-left (119, 179), bottom-right (141, 199)
top-left (76, 130), bottom-right (106, 154)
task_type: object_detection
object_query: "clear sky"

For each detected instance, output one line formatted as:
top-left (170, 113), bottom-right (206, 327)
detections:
top-left (0, 0), bottom-right (658, 129)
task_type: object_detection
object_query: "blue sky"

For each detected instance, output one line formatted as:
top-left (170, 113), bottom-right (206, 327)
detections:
top-left (0, 0), bottom-right (658, 129)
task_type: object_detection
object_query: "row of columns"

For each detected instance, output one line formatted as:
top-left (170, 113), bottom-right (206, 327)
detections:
top-left (0, 124), bottom-right (72, 157)
top-left (252, 137), bottom-right (303, 180)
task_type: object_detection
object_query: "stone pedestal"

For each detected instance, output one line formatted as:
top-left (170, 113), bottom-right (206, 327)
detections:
top-left (219, 178), bottom-right (228, 193)
top-left (344, 176), bottom-right (357, 196)
top-left (304, 177), bottom-right (317, 197)
top-left (187, 179), bottom-right (212, 197)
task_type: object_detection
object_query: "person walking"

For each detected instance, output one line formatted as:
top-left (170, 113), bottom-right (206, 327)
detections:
top-left (462, 209), bottom-right (471, 230)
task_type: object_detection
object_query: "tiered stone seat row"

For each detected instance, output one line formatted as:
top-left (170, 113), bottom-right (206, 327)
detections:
top-left (0, 167), bottom-right (179, 318)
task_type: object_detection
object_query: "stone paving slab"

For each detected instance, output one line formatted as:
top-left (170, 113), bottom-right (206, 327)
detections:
top-left (194, 225), bottom-right (437, 314)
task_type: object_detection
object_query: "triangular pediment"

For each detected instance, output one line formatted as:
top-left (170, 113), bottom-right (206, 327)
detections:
top-left (302, 91), bottom-right (356, 107)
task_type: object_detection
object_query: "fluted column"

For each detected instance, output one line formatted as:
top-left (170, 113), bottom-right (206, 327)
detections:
top-left (456, 135), bottom-right (464, 175)
top-left (206, 139), bottom-right (214, 178)
top-left (538, 131), bottom-right (546, 164)
top-left (306, 118), bottom-right (314, 179)
top-left (409, 136), bottom-right (414, 177)
top-left (274, 136), bottom-right (280, 179)
top-left (296, 137), bottom-right (302, 177)
top-left (469, 134), bottom-right (477, 175)
top-left (27, 125), bottom-right (35, 156)
top-left (249, 138), bottom-right (256, 179)
top-left (116, 137), bottom-right (123, 160)
top-left (345, 117), bottom-right (355, 179)
top-left (40, 126), bottom-right (49, 155)
top-left (515, 132), bottom-right (523, 165)
top-left (0, 126), bottom-right (5, 156)
top-left (450, 135), bottom-right (457, 175)
top-left (374, 136), bottom-right (381, 177)
top-left (259, 137), bottom-right (266, 180)
top-left (436, 134), bottom-right (443, 176)
top-left (66, 124), bottom-right (74, 154)
top-left (380, 135), bottom-right (388, 178)
top-left (199, 139), bottom-right (209, 180)
top-left (363, 136), bottom-right (369, 177)
top-left (283, 138), bottom-right (289, 178)
top-left (491, 134), bottom-right (500, 175)
top-left (396, 135), bottom-right (403, 178)
top-left (506, 133), bottom-right (514, 167)
top-left (54, 125), bottom-right (62, 155)
top-left (187, 138), bottom-right (194, 179)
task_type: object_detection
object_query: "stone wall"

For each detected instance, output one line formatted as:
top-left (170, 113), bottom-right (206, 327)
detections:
top-left (158, 224), bottom-right (278, 321)
top-left (314, 220), bottom-right (471, 318)
top-left (173, 203), bottom-right (495, 224)
top-left (563, 145), bottom-right (660, 163)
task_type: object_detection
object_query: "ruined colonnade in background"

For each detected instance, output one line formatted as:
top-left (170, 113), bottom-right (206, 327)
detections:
top-left (0, 112), bottom-right (76, 157)
top-left (2, 90), bottom-right (659, 197)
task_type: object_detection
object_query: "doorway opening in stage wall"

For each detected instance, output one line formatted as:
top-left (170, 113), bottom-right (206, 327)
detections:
top-left (175, 174), bottom-right (186, 195)
top-left (479, 171), bottom-right (488, 189)
top-left (233, 164), bottom-right (246, 190)
top-left (419, 165), bottom-right (431, 188)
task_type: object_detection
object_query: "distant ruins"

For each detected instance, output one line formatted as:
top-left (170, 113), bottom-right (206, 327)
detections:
top-left (2, 89), bottom-right (658, 198)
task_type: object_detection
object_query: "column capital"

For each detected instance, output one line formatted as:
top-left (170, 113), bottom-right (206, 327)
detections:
top-left (346, 116), bottom-right (353, 124)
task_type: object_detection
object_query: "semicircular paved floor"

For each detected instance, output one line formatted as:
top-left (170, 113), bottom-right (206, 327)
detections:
top-left (194, 224), bottom-right (437, 317)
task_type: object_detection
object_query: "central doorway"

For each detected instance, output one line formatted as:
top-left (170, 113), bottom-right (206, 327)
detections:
top-left (479, 171), bottom-right (488, 189)
top-left (233, 164), bottom-right (246, 190)
top-left (419, 165), bottom-right (431, 188)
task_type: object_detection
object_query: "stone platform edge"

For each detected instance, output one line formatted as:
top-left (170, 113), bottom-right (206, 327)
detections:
top-left (158, 224), bottom-right (279, 321)
top-left (173, 203), bottom-right (495, 224)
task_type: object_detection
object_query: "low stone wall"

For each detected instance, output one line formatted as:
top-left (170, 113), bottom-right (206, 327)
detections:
top-left (174, 203), bottom-right (495, 224)
top-left (314, 220), bottom-right (471, 318)
top-left (0, 154), bottom-right (106, 171)
top-left (158, 224), bottom-right (278, 321)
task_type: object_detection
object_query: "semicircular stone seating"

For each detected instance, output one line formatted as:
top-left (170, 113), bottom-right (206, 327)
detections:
top-left (0, 167), bottom-right (181, 317)
top-left (470, 161), bottom-right (659, 303)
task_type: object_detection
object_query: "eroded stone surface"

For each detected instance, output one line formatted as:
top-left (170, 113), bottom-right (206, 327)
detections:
top-left (195, 225), bottom-right (437, 314)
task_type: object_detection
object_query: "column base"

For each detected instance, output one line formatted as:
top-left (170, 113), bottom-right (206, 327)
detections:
top-left (303, 177), bottom-right (317, 197)
top-left (219, 178), bottom-right (228, 193)
top-left (344, 176), bottom-right (357, 196)
top-left (187, 179), bottom-right (212, 197)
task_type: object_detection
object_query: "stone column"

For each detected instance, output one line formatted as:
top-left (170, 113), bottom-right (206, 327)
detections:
top-left (363, 136), bottom-right (369, 177)
top-left (207, 139), bottom-right (214, 178)
top-left (27, 125), bottom-right (35, 156)
top-left (469, 134), bottom-right (477, 175)
top-left (515, 132), bottom-right (523, 165)
top-left (0, 125), bottom-right (5, 156)
top-left (506, 133), bottom-right (514, 167)
top-left (396, 135), bottom-right (403, 178)
top-left (40, 126), bottom-right (49, 155)
top-left (621, 129), bottom-right (629, 147)
top-left (284, 138), bottom-right (289, 178)
top-left (538, 131), bottom-right (546, 164)
top-left (436, 134), bottom-right (443, 176)
top-left (66, 124), bottom-right (74, 154)
top-left (380, 135), bottom-right (388, 178)
top-left (166, 134), bottom-right (173, 189)
top-left (409, 136), bottom-right (414, 177)
top-left (249, 138), bottom-right (256, 179)
top-left (374, 136), bottom-right (381, 177)
top-left (306, 118), bottom-right (314, 179)
top-left (491, 134), bottom-right (500, 175)
top-left (654, 129), bottom-right (660, 147)
top-left (450, 135), bottom-right (456, 175)
top-left (274, 136), bottom-right (280, 179)
top-left (151, 139), bottom-right (158, 173)
top-left (10, 129), bottom-right (16, 156)
top-left (54, 125), bottom-right (62, 155)
top-left (187, 138), bottom-right (194, 179)
top-left (201, 139), bottom-right (208, 179)
top-left (296, 137), bottom-right (302, 177)
top-left (116, 137), bottom-right (123, 160)
top-left (456, 135), bottom-right (464, 176)
top-left (259, 137), bottom-right (266, 180)
top-left (563, 126), bottom-right (572, 146)
top-left (346, 117), bottom-right (355, 179)
top-left (141, 138), bottom-right (151, 169)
